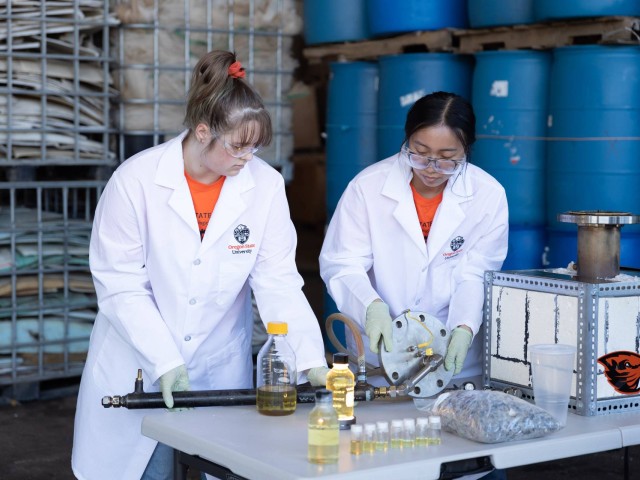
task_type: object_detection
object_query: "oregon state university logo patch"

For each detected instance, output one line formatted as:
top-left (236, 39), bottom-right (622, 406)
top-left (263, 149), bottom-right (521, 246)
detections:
top-left (234, 224), bottom-right (250, 244)
top-left (442, 236), bottom-right (465, 260)
top-left (450, 236), bottom-right (464, 251)
top-left (598, 350), bottom-right (640, 394)
top-left (229, 224), bottom-right (256, 255)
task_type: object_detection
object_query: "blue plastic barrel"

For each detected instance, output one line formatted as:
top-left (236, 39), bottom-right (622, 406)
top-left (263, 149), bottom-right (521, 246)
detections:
top-left (546, 229), bottom-right (640, 269)
top-left (326, 61), bottom-right (378, 217)
top-left (502, 225), bottom-right (546, 271)
top-left (367, 0), bottom-right (468, 37)
top-left (377, 53), bottom-right (473, 159)
top-left (303, 0), bottom-right (368, 45)
top-left (546, 46), bottom-right (640, 231)
top-left (472, 50), bottom-right (551, 226)
top-left (468, 0), bottom-right (535, 28)
top-left (534, 0), bottom-right (640, 21)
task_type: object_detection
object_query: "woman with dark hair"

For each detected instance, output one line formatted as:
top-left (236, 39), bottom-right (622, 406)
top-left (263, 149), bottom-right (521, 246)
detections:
top-left (320, 91), bottom-right (508, 385)
top-left (72, 50), bottom-right (328, 480)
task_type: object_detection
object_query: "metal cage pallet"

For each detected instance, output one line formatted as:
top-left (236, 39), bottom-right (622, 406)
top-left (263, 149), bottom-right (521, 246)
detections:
top-left (0, 1), bottom-right (117, 169)
top-left (114, 0), bottom-right (301, 181)
top-left (0, 0), bottom-right (304, 394)
top-left (0, 181), bottom-right (105, 388)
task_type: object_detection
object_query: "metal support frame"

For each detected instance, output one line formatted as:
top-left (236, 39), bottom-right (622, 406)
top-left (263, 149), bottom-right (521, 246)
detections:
top-left (484, 269), bottom-right (640, 416)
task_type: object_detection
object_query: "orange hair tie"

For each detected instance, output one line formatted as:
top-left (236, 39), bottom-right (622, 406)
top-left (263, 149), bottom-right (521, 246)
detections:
top-left (228, 61), bottom-right (246, 79)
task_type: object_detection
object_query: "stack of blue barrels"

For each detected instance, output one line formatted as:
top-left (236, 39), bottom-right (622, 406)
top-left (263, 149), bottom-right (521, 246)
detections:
top-left (469, 0), bottom-right (640, 270)
top-left (304, 0), bottom-right (472, 222)
top-left (545, 45), bottom-right (640, 268)
top-left (304, 0), bottom-right (640, 295)
top-left (304, 0), bottom-right (470, 338)
top-left (472, 50), bottom-right (550, 270)
top-left (377, 54), bottom-right (473, 158)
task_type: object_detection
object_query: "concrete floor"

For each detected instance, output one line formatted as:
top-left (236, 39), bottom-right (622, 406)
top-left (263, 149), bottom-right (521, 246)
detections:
top-left (0, 225), bottom-right (638, 479)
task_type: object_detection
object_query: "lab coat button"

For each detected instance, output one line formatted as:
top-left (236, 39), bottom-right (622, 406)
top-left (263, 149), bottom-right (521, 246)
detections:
top-left (184, 335), bottom-right (192, 342)
top-left (193, 259), bottom-right (201, 266)
top-left (189, 298), bottom-right (196, 305)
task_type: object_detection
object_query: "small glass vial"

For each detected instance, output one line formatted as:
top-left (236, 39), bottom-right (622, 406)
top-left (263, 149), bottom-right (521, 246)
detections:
top-left (415, 417), bottom-right (430, 447)
top-left (363, 423), bottom-right (377, 454)
top-left (307, 389), bottom-right (339, 464)
top-left (375, 421), bottom-right (389, 452)
top-left (403, 418), bottom-right (415, 448)
top-left (390, 419), bottom-right (404, 449)
top-left (326, 353), bottom-right (355, 428)
top-left (350, 424), bottom-right (363, 455)
top-left (429, 415), bottom-right (442, 445)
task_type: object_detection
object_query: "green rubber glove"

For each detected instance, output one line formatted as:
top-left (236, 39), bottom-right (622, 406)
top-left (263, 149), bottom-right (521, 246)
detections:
top-left (159, 364), bottom-right (190, 409)
top-left (365, 301), bottom-right (393, 354)
top-left (444, 327), bottom-right (473, 375)
top-left (307, 366), bottom-right (330, 387)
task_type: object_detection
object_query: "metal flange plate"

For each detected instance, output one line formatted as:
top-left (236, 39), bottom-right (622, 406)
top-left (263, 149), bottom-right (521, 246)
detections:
top-left (558, 210), bottom-right (640, 225)
top-left (379, 310), bottom-right (454, 398)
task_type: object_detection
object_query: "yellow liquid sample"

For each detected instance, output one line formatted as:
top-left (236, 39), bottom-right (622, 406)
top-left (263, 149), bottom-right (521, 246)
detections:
top-left (430, 437), bottom-right (442, 445)
top-left (326, 369), bottom-right (354, 420)
top-left (350, 440), bottom-right (363, 455)
top-left (308, 426), bottom-right (339, 464)
top-left (375, 441), bottom-right (388, 452)
top-left (415, 437), bottom-right (429, 447)
top-left (390, 439), bottom-right (403, 448)
top-left (363, 440), bottom-right (376, 453)
top-left (256, 385), bottom-right (296, 416)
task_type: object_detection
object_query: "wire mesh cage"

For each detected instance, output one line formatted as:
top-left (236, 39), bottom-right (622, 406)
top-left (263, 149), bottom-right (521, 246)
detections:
top-left (0, 181), bottom-right (104, 386)
top-left (0, 1), bottom-right (118, 170)
top-left (0, 1), bottom-right (113, 393)
top-left (0, 0), bottom-right (303, 393)
top-left (114, 0), bottom-right (301, 180)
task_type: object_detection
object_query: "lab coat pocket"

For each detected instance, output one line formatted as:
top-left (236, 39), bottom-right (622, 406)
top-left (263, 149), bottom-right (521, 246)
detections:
top-left (205, 328), bottom-right (252, 390)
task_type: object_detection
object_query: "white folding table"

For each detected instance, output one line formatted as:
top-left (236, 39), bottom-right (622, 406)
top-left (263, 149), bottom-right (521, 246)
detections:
top-left (141, 398), bottom-right (640, 480)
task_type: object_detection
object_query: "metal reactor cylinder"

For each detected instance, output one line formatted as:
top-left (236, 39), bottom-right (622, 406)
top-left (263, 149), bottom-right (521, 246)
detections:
top-left (557, 210), bottom-right (640, 279)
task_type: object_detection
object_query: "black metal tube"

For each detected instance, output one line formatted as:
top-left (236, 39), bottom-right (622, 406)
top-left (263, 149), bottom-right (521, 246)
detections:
top-left (102, 369), bottom-right (383, 409)
top-left (103, 385), bottom-right (322, 409)
top-left (123, 389), bottom-right (259, 409)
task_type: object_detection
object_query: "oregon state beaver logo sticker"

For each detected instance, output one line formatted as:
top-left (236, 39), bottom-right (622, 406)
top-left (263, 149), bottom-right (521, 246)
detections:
top-left (597, 350), bottom-right (640, 394)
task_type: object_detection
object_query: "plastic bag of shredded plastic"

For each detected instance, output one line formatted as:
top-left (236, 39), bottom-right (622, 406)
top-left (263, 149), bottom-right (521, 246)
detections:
top-left (431, 390), bottom-right (561, 443)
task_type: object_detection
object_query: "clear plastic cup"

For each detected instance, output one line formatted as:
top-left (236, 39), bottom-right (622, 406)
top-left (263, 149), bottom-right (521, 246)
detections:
top-left (530, 344), bottom-right (576, 427)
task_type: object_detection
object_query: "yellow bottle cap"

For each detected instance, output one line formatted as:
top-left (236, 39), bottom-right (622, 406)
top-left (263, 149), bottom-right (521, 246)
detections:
top-left (266, 321), bottom-right (288, 334)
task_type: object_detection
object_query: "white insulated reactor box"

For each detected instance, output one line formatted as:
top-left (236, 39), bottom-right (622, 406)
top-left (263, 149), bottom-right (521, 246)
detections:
top-left (483, 269), bottom-right (640, 416)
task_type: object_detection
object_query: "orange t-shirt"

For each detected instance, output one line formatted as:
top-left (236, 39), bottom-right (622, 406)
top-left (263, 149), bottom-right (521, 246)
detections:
top-left (411, 184), bottom-right (443, 242)
top-left (185, 171), bottom-right (226, 240)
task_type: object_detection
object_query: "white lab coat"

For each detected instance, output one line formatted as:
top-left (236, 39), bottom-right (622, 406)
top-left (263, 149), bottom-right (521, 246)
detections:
top-left (72, 131), bottom-right (326, 480)
top-left (320, 154), bottom-right (508, 381)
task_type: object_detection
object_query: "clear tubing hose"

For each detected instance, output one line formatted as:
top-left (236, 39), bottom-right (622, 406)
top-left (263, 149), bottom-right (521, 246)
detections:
top-left (325, 312), bottom-right (367, 379)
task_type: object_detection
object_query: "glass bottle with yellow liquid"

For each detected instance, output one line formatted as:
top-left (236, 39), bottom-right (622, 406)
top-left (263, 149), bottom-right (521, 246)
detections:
top-left (326, 353), bottom-right (355, 428)
top-left (308, 389), bottom-right (339, 464)
top-left (256, 321), bottom-right (297, 416)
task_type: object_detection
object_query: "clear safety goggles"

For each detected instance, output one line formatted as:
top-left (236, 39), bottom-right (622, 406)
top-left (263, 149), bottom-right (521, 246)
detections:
top-left (213, 132), bottom-right (260, 158)
top-left (401, 144), bottom-right (466, 174)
